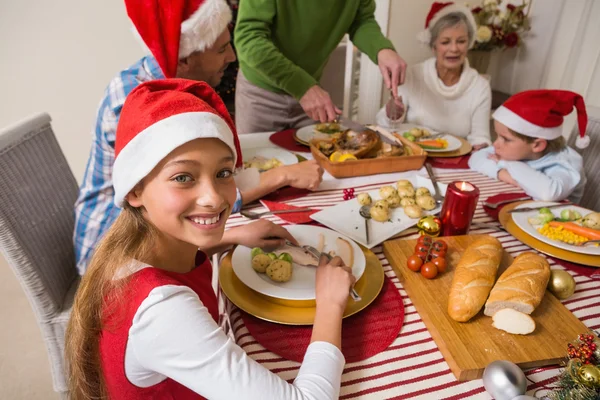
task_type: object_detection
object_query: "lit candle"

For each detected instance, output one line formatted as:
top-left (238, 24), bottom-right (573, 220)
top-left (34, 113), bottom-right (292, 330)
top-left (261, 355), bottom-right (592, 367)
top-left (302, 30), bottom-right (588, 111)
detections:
top-left (439, 181), bottom-right (480, 237)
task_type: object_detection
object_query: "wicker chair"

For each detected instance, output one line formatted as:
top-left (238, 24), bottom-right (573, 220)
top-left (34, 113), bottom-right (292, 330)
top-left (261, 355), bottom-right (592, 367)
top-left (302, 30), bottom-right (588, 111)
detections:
top-left (567, 105), bottom-right (600, 212)
top-left (0, 113), bottom-right (79, 398)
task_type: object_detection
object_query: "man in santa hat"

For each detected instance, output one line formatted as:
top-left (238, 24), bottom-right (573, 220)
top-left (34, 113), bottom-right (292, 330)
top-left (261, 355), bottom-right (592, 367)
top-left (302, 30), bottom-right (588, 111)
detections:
top-left (468, 90), bottom-right (588, 202)
top-left (74, 0), bottom-right (323, 275)
top-left (234, 0), bottom-right (407, 134)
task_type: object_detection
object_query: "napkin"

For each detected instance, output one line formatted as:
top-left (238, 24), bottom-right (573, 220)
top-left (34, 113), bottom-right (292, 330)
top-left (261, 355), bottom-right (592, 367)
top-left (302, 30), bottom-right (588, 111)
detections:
top-left (483, 192), bottom-right (530, 221)
top-left (427, 154), bottom-right (471, 169)
top-left (260, 200), bottom-right (317, 224)
top-left (269, 129), bottom-right (309, 152)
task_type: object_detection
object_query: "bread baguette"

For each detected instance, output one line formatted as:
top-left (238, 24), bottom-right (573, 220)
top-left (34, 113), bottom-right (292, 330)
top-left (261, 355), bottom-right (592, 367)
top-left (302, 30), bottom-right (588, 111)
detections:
top-left (484, 252), bottom-right (550, 316)
top-left (448, 236), bottom-right (503, 322)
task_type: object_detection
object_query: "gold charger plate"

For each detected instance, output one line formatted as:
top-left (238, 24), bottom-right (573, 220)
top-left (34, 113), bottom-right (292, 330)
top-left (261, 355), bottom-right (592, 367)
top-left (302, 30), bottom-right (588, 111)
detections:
top-left (219, 246), bottom-right (385, 325)
top-left (499, 201), bottom-right (600, 267)
top-left (425, 136), bottom-right (472, 158)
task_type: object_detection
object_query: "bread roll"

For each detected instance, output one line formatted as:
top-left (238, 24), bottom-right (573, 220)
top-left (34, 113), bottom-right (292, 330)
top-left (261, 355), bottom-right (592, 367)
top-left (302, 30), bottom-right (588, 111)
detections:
top-left (484, 252), bottom-right (550, 316)
top-left (448, 236), bottom-right (503, 322)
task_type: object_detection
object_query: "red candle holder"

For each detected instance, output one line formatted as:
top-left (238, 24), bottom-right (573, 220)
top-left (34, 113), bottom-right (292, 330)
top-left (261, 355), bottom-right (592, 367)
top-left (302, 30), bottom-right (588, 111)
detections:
top-left (439, 181), bottom-right (480, 237)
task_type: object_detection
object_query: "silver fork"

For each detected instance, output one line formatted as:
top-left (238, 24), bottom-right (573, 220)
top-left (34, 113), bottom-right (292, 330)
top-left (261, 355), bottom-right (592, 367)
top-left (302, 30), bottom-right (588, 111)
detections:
top-left (300, 243), bottom-right (362, 302)
top-left (579, 239), bottom-right (600, 247)
top-left (240, 208), bottom-right (312, 220)
top-left (424, 162), bottom-right (444, 205)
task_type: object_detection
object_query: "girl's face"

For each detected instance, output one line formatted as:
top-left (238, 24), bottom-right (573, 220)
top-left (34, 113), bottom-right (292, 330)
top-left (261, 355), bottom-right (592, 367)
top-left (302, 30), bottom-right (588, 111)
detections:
top-left (433, 23), bottom-right (469, 71)
top-left (493, 121), bottom-right (542, 161)
top-left (128, 138), bottom-right (236, 261)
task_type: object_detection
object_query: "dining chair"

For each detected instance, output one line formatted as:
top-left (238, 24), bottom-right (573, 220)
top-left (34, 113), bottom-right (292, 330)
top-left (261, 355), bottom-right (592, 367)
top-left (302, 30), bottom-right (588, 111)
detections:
top-left (0, 113), bottom-right (79, 399)
top-left (568, 105), bottom-right (600, 211)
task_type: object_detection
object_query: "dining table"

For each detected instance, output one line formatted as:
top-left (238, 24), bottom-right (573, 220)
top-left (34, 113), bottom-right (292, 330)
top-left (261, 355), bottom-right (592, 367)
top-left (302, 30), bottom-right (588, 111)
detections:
top-left (216, 131), bottom-right (600, 399)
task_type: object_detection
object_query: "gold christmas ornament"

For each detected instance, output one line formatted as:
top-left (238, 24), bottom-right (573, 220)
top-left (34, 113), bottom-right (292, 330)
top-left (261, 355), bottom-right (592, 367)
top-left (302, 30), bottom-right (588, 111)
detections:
top-left (577, 364), bottom-right (600, 388)
top-left (547, 269), bottom-right (576, 300)
top-left (417, 216), bottom-right (441, 237)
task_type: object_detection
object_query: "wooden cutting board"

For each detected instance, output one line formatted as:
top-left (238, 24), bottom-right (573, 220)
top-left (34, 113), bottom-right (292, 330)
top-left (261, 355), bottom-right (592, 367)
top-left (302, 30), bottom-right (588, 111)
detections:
top-left (383, 234), bottom-right (588, 381)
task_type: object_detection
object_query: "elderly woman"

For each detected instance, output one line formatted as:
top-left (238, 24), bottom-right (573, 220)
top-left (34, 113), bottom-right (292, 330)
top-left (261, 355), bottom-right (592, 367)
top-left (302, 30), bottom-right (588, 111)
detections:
top-left (376, 2), bottom-right (491, 149)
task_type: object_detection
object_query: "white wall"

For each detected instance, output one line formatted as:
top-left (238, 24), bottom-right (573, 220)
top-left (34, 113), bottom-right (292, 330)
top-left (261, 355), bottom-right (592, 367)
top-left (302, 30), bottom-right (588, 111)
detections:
top-left (0, 1), bottom-right (145, 182)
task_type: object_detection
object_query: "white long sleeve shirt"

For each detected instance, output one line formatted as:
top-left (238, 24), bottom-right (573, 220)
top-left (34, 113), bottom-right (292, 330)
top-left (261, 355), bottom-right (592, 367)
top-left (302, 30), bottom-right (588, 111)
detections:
top-left (376, 57), bottom-right (492, 146)
top-left (124, 284), bottom-right (345, 399)
top-left (468, 146), bottom-right (586, 202)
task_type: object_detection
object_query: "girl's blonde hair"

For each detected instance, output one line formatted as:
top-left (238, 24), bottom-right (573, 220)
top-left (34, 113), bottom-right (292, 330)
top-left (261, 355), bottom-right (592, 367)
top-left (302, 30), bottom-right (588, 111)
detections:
top-left (66, 204), bottom-right (158, 399)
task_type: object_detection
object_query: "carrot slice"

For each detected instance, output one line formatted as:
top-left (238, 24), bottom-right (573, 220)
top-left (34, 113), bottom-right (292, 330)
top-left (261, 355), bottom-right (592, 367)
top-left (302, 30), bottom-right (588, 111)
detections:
top-left (548, 221), bottom-right (600, 240)
top-left (417, 140), bottom-right (445, 149)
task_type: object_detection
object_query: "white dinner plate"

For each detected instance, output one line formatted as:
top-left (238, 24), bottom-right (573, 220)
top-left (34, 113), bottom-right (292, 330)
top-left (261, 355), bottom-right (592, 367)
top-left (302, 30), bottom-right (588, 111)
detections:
top-left (511, 201), bottom-right (600, 256)
top-left (310, 175), bottom-right (448, 249)
top-left (242, 147), bottom-right (298, 168)
top-left (296, 123), bottom-right (346, 144)
top-left (231, 225), bottom-right (366, 301)
top-left (392, 123), bottom-right (461, 153)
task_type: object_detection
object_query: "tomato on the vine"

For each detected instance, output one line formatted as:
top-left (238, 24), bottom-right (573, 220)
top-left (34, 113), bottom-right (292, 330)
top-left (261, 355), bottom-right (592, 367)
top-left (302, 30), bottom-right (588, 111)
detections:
top-left (415, 250), bottom-right (429, 262)
top-left (407, 255), bottom-right (423, 272)
top-left (432, 240), bottom-right (448, 252)
top-left (429, 249), bottom-right (446, 260)
top-left (432, 257), bottom-right (447, 273)
top-left (421, 262), bottom-right (438, 279)
top-left (417, 235), bottom-right (433, 246)
top-left (415, 243), bottom-right (430, 253)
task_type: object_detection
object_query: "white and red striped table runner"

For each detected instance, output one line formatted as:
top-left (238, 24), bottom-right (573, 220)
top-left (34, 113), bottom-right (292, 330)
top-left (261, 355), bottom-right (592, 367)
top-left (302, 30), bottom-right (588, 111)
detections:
top-left (223, 170), bottom-right (600, 399)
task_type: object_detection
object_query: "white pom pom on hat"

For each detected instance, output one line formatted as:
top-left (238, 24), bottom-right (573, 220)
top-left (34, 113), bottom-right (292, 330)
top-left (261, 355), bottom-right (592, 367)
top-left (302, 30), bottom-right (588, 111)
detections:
top-left (492, 90), bottom-right (589, 149)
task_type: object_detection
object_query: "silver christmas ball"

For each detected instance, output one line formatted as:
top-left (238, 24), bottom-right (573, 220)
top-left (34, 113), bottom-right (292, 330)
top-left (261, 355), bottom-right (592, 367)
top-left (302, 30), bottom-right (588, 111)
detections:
top-left (512, 396), bottom-right (537, 400)
top-left (482, 360), bottom-right (527, 400)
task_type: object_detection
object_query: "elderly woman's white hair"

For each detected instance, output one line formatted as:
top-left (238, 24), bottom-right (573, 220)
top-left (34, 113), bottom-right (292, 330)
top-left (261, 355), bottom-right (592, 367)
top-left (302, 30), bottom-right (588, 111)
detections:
top-left (417, 2), bottom-right (477, 48)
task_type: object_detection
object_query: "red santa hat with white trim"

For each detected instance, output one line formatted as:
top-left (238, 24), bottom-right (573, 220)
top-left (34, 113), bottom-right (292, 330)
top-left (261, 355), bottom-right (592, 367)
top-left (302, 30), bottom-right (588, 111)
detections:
top-left (417, 2), bottom-right (477, 48)
top-left (493, 90), bottom-right (589, 149)
top-left (125, 0), bottom-right (232, 78)
top-left (113, 79), bottom-right (243, 206)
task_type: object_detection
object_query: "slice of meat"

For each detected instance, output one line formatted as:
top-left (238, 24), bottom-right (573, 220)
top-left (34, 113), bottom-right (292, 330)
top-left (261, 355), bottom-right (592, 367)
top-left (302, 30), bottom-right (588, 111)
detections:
top-left (334, 129), bottom-right (381, 158)
top-left (336, 237), bottom-right (354, 268)
top-left (274, 245), bottom-right (319, 267)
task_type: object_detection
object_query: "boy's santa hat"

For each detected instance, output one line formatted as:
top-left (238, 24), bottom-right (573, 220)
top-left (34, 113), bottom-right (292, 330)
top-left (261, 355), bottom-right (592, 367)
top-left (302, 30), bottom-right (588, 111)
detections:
top-left (417, 2), bottom-right (477, 48)
top-left (125, 0), bottom-right (232, 78)
top-left (493, 90), bottom-right (589, 149)
top-left (113, 79), bottom-right (243, 206)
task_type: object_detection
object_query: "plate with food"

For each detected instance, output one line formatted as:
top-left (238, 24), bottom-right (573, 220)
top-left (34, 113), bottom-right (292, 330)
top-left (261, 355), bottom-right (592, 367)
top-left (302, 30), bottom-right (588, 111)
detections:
top-left (231, 225), bottom-right (366, 301)
top-left (242, 148), bottom-right (298, 171)
top-left (310, 175), bottom-right (448, 249)
top-left (511, 201), bottom-right (600, 256)
top-left (296, 122), bottom-right (346, 144)
top-left (393, 124), bottom-right (462, 153)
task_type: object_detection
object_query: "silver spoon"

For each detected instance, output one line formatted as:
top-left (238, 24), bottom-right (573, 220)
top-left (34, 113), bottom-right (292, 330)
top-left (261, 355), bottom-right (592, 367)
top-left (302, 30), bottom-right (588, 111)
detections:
top-left (240, 208), bottom-right (312, 220)
top-left (359, 205), bottom-right (371, 245)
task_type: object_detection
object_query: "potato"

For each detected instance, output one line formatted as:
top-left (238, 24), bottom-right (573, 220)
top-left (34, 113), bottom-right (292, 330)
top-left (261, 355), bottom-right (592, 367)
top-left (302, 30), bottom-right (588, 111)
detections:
top-left (374, 199), bottom-right (389, 210)
top-left (409, 127), bottom-right (422, 138)
top-left (266, 260), bottom-right (293, 282)
top-left (385, 194), bottom-right (401, 208)
top-left (357, 193), bottom-right (372, 206)
top-left (397, 186), bottom-right (416, 198)
top-left (379, 185), bottom-right (397, 199)
top-left (400, 197), bottom-right (416, 207)
top-left (396, 179), bottom-right (414, 189)
top-left (416, 195), bottom-right (437, 211)
top-left (251, 253), bottom-right (272, 273)
top-left (415, 187), bottom-right (431, 197)
top-left (370, 203), bottom-right (390, 222)
top-left (404, 204), bottom-right (423, 219)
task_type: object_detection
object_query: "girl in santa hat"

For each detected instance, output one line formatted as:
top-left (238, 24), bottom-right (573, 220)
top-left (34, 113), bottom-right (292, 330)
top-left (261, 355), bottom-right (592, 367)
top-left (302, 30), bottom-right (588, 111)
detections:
top-left (66, 79), bottom-right (354, 400)
top-left (469, 89), bottom-right (588, 202)
top-left (376, 1), bottom-right (492, 149)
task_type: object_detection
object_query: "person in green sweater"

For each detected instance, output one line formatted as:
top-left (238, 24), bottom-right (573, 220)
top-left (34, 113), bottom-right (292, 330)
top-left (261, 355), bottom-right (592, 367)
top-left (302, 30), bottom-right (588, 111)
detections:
top-left (234, 0), bottom-right (407, 134)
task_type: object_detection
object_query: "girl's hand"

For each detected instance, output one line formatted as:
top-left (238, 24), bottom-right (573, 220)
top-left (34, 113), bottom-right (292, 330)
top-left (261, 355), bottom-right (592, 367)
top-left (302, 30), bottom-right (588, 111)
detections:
top-left (487, 152), bottom-right (500, 162)
top-left (315, 255), bottom-right (356, 312)
top-left (231, 220), bottom-right (297, 251)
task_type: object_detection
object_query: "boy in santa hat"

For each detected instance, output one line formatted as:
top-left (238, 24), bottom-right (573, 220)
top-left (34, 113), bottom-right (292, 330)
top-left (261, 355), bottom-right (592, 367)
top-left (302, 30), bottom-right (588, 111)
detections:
top-left (468, 90), bottom-right (588, 202)
top-left (74, 0), bottom-right (324, 275)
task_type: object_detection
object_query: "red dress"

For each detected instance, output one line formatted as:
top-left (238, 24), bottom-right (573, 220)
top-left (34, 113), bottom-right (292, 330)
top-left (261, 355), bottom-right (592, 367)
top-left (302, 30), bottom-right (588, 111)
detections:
top-left (99, 253), bottom-right (218, 399)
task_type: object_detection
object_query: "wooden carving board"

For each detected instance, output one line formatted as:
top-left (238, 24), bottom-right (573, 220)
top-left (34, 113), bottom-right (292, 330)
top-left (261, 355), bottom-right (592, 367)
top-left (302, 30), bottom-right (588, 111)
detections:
top-left (382, 234), bottom-right (587, 381)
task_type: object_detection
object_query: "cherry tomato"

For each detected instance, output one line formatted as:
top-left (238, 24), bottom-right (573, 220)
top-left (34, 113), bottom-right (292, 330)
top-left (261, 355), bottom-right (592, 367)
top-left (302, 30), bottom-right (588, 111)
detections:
top-left (432, 240), bottom-right (448, 252)
top-left (421, 262), bottom-right (438, 279)
top-left (407, 255), bottom-right (423, 272)
top-left (429, 249), bottom-right (446, 260)
top-left (415, 250), bottom-right (429, 262)
top-left (417, 235), bottom-right (433, 246)
top-left (432, 257), bottom-right (447, 273)
top-left (414, 243), bottom-right (430, 253)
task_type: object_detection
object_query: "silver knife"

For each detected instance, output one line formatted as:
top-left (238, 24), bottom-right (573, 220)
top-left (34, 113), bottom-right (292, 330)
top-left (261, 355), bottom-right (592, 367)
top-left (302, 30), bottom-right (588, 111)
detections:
top-left (508, 203), bottom-right (572, 213)
top-left (337, 116), bottom-right (398, 145)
